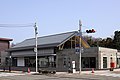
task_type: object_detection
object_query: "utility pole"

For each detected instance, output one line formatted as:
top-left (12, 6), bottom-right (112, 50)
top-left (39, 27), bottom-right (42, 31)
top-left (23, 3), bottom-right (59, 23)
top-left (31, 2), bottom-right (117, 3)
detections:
top-left (34, 23), bottom-right (38, 72)
top-left (79, 20), bottom-right (82, 73)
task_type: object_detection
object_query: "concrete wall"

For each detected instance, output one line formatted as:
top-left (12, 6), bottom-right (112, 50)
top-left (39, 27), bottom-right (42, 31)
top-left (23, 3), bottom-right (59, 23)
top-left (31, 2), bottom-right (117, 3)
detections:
top-left (56, 49), bottom-right (79, 71)
top-left (99, 47), bottom-right (117, 69)
top-left (82, 47), bottom-right (98, 57)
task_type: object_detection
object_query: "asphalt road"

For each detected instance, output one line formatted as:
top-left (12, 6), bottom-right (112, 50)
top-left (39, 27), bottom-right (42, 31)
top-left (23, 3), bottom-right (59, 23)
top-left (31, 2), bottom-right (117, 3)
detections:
top-left (0, 73), bottom-right (120, 80)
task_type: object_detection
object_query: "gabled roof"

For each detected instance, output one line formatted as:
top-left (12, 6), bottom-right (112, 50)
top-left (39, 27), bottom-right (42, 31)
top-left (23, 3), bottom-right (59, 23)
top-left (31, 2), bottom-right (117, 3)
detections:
top-left (8, 31), bottom-right (90, 51)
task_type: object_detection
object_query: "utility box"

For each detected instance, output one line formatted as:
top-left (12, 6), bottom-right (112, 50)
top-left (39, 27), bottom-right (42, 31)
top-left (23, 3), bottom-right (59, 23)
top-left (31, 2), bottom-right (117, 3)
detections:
top-left (72, 61), bottom-right (76, 73)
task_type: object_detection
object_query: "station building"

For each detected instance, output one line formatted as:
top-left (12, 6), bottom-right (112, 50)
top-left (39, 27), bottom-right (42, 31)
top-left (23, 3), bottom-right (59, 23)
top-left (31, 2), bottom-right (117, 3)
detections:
top-left (7, 31), bottom-right (119, 71)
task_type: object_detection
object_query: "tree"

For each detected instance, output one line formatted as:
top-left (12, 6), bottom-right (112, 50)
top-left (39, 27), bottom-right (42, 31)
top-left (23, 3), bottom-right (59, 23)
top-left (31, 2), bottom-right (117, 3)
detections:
top-left (99, 39), bottom-right (106, 47)
top-left (104, 37), bottom-right (113, 48)
top-left (84, 30), bottom-right (120, 50)
top-left (113, 31), bottom-right (120, 50)
top-left (84, 36), bottom-right (102, 47)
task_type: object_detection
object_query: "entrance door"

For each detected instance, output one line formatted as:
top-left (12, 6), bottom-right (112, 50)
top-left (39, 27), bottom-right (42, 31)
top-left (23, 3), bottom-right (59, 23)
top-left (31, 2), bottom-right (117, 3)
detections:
top-left (90, 57), bottom-right (96, 68)
top-left (82, 57), bottom-right (96, 68)
top-left (82, 57), bottom-right (90, 68)
top-left (103, 57), bottom-right (107, 68)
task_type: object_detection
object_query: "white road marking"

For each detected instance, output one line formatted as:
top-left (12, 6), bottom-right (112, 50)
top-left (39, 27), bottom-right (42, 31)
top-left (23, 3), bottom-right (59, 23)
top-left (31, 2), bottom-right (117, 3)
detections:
top-left (0, 73), bottom-right (25, 77)
top-left (95, 72), bottom-right (120, 77)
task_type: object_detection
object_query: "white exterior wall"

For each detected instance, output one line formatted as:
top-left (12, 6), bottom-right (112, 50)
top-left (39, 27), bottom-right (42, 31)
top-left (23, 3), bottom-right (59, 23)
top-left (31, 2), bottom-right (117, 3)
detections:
top-left (99, 47), bottom-right (117, 69)
top-left (17, 58), bottom-right (24, 66)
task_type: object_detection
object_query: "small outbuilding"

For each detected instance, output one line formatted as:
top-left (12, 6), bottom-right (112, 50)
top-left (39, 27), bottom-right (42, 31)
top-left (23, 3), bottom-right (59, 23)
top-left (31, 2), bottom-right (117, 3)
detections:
top-left (0, 38), bottom-right (12, 67)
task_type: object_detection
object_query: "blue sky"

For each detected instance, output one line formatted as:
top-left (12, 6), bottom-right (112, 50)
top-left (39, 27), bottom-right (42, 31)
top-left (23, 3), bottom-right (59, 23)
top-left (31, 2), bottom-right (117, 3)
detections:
top-left (0, 0), bottom-right (120, 43)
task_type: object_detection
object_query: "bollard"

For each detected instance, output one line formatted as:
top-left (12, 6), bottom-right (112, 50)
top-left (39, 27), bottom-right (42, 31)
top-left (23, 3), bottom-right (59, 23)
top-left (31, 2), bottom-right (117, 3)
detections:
top-left (28, 68), bottom-right (30, 73)
top-left (91, 68), bottom-right (94, 73)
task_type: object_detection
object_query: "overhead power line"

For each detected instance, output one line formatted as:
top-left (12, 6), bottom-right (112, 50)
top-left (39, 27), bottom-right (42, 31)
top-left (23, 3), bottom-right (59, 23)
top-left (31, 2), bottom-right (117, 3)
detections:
top-left (0, 23), bottom-right (34, 28)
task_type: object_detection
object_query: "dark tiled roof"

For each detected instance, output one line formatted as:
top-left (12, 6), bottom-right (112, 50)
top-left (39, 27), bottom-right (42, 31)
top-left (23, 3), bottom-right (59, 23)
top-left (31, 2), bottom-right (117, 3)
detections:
top-left (8, 31), bottom-right (90, 51)
top-left (9, 31), bottom-right (78, 51)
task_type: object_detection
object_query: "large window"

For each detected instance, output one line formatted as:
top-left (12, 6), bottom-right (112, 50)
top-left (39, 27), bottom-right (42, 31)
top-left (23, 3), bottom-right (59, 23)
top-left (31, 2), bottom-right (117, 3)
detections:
top-left (39, 57), bottom-right (48, 67)
top-left (63, 36), bottom-right (77, 49)
top-left (38, 56), bottom-right (56, 68)
top-left (48, 56), bottom-right (56, 67)
top-left (82, 57), bottom-right (96, 68)
top-left (24, 56), bottom-right (56, 68)
top-left (24, 57), bottom-right (35, 67)
top-left (63, 57), bottom-right (71, 68)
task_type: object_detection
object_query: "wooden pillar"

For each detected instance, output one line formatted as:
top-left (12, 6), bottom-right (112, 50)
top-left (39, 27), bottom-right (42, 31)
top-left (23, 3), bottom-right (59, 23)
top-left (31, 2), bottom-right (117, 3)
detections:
top-left (71, 38), bottom-right (72, 49)
top-left (75, 36), bottom-right (76, 48)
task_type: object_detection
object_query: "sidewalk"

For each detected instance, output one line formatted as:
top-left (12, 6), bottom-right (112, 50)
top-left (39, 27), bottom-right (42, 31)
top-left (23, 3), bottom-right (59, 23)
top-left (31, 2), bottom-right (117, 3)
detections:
top-left (1, 68), bottom-right (120, 75)
top-left (56, 68), bottom-right (120, 75)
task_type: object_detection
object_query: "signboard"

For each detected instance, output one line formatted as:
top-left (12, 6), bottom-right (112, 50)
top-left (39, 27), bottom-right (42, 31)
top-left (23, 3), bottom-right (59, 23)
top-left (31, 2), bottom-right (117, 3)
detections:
top-left (75, 47), bottom-right (80, 54)
top-left (75, 47), bottom-right (84, 54)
